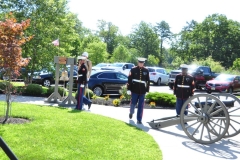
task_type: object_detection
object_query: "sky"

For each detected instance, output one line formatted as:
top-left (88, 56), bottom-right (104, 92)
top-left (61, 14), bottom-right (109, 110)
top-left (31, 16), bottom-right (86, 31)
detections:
top-left (68, 0), bottom-right (240, 35)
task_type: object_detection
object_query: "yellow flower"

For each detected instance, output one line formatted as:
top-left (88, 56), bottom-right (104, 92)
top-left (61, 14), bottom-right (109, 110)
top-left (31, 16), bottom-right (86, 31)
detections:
top-left (104, 95), bottom-right (110, 101)
top-left (120, 95), bottom-right (125, 100)
top-left (113, 99), bottom-right (120, 107)
top-left (150, 101), bottom-right (156, 107)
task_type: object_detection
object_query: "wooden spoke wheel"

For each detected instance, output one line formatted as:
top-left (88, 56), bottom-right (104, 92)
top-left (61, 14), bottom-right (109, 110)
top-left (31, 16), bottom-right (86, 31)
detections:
top-left (211, 93), bottom-right (240, 138)
top-left (180, 94), bottom-right (230, 144)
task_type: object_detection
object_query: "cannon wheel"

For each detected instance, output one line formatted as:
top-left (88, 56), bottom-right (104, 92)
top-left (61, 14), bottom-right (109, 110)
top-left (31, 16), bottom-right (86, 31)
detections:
top-left (212, 93), bottom-right (240, 138)
top-left (180, 94), bottom-right (230, 144)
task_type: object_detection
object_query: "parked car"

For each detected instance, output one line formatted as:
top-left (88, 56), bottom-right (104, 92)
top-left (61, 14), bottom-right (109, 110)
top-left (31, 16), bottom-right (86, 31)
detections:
top-left (31, 68), bottom-right (54, 87)
top-left (72, 71), bottom-right (128, 96)
top-left (205, 74), bottom-right (240, 94)
top-left (168, 65), bottom-right (219, 90)
top-left (146, 67), bottom-right (169, 86)
top-left (92, 63), bottom-right (112, 71)
top-left (101, 62), bottom-right (135, 75)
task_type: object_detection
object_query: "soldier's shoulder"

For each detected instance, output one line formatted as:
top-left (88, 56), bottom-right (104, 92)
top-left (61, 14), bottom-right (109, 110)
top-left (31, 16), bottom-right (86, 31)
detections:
top-left (131, 66), bottom-right (138, 70)
top-left (142, 67), bottom-right (149, 71)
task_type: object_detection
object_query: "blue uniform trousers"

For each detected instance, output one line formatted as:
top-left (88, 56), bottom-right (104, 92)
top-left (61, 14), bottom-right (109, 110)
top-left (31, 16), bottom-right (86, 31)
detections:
top-left (130, 93), bottom-right (145, 122)
top-left (176, 98), bottom-right (188, 115)
top-left (76, 84), bottom-right (91, 110)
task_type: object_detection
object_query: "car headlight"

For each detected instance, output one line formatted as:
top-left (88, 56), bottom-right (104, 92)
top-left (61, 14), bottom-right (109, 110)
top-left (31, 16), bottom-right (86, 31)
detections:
top-left (221, 84), bottom-right (229, 87)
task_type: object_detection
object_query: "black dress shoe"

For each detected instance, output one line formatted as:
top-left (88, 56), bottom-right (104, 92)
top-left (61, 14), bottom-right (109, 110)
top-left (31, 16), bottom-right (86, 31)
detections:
top-left (129, 113), bottom-right (133, 119)
top-left (88, 102), bottom-right (92, 110)
top-left (137, 121), bottom-right (142, 124)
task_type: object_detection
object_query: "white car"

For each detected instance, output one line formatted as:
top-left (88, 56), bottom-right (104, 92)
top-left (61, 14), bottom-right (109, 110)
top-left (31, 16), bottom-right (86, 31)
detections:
top-left (147, 67), bottom-right (169, 86)
top-left (92, 63), bottom-right (112, 71)
top-left (101, 63), bottom-right (135, 76)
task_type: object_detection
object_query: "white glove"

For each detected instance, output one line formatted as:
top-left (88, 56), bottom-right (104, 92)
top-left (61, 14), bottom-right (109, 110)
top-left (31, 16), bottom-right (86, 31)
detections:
top-left (127, 90), bottom-right (131, 95)
top-left (87, 78), bottom-right (89, 81)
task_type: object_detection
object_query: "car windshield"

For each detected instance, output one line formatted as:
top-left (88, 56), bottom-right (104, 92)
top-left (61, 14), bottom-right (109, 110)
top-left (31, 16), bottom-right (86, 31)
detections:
top-left (215, 75), bottom-right (234, 81)
top-left (111, 63), bottom-right (123, 67)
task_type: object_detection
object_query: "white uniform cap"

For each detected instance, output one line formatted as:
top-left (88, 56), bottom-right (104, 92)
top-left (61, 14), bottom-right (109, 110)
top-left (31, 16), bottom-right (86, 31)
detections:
top-left (77, 56), bottom-right (86, 60)
top-left (82, 52), bottom-right (88, 57)
top-left (137, 57), bottom-right (147, 63)
top-left (180, 64), bottom-right (188, 69)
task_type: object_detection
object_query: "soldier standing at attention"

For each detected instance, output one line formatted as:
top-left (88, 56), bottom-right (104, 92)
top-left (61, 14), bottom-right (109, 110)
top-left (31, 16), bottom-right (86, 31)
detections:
top-left (127, 57), bottom-right (150, 124)
top-left (174, 64), bottom-right (195, 117)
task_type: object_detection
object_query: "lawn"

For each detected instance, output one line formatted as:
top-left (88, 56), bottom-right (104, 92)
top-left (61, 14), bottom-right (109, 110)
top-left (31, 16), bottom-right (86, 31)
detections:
top-left (0, 102), bottom-right (162, 160)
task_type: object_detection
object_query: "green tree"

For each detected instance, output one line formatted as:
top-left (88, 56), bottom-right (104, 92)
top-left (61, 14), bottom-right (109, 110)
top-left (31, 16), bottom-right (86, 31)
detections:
top-left (147, 55), bottom-right (159, 66)
top-left (155, 21), bottom-right (172, 65)
top-left (129, 21), bottom-right (160, 61)
top-left (1, 0), bottom-right (85, 81)
top-left (97, 20), bottom-right (119, 55)
top-left (85, 42), bottom-right (109, 65)
top-left (110, 45), bottom-right (130, 62)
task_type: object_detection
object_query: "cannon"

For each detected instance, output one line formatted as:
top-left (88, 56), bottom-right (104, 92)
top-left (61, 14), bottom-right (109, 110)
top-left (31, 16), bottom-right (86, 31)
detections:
top-left (147, 93), bottom-right (240, 144)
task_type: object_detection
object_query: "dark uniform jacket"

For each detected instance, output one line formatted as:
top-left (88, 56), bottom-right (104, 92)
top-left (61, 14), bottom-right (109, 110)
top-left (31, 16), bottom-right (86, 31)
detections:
top-left (174, 73), bottom-right (195, 99)
top-left (127, 66), bottom-right (150, 94)
top-left (77, 63), bottom-right (87, 84)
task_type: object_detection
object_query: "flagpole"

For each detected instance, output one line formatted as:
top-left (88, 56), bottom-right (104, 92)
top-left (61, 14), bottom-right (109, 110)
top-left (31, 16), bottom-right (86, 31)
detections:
top-left (58, 35), bottom-right (60, 56)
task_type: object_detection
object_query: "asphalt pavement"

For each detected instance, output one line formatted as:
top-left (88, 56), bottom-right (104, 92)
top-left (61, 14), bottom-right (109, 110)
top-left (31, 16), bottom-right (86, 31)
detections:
top-left (0, 94), bottom-right (240, 160)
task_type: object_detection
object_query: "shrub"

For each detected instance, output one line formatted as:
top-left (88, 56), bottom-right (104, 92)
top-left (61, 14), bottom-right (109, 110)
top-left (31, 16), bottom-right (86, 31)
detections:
top-left (47, 86), bottom-right (65, 96)
top-left (145, 92), bottom-right (176, 107)
top-left (25, 84), bottom-right (42, 96)
top-left (85, 89), bottom-right (94, 99)
top-left (75, 88), bottom-right (94, 99)
top-left (119, 85), bottom-right (131, 101)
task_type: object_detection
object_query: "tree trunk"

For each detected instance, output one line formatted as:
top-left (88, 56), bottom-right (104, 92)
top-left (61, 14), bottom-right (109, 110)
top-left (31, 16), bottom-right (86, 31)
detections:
top-left (3, 80), bottom-right (11, 124)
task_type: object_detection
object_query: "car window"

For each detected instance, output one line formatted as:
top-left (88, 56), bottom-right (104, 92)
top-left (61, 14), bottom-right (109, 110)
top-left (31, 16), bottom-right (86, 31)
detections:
top-left (116, 73), bottom-right (128, 80)
top-left (156, 69), bottom-right (164, 74)
top-left (128, 64), bottom-right (134, 69)
top-left (147, 68), bottom-right (155, 72)
top-left (98, 73), bottom-right (116, 79)
top-left (199, 67), bottom-right (209, 74)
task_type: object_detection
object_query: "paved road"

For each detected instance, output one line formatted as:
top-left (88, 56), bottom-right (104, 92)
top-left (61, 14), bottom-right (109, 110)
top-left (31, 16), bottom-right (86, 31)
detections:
top-left (0, 94), bottom-right (240, 160)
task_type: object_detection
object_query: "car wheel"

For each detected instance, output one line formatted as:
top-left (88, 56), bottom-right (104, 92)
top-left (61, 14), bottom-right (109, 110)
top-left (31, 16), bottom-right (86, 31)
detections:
top-left (93, 86), bottom-right (103, 96)
top-left (157, 78), bottom-right (161, 86)
top-left (43, 79), bottom-right (51, 87)
top-left (228, 87), bottom-right (233, 94)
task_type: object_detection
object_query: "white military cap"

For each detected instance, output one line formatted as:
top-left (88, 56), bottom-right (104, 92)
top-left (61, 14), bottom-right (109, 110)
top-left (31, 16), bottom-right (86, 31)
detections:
top-left (137, 57), bottom-right (147, 63)
top-left (77, 56), bottom-right (86, 60)
top-left (180, 64), bottom-right (188, 69)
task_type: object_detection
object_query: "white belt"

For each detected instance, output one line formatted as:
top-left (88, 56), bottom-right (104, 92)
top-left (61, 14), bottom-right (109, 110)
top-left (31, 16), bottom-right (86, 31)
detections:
top-left (78, 74), bottom-right (83, 77)
top-left (133, 79), bottom-right (146, 85)
top-left (177, 85), bottom-right (190, 88)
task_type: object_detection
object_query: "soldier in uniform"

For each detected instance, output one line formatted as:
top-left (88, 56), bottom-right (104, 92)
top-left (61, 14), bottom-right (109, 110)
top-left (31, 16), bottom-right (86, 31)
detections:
top-left (75, 56), bottom-right (92, 110)
top-left (127, 57), bottom-right (150, 124)
top-left (173, 64), bottom-right (195, 117)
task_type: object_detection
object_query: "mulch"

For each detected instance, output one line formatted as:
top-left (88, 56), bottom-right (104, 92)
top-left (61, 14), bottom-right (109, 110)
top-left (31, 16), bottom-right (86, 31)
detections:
top-left (0, 117), bottom-right (30, 124)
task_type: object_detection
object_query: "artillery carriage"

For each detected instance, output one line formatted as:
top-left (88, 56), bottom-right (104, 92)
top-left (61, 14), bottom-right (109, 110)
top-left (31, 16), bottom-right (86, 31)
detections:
top-left (148, 93), bottom-right (240, 144)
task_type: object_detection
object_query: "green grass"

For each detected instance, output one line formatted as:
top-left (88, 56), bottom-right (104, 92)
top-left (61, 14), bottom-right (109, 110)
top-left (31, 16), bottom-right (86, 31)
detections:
top-left (0, 102), bottom-right (162, 160)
